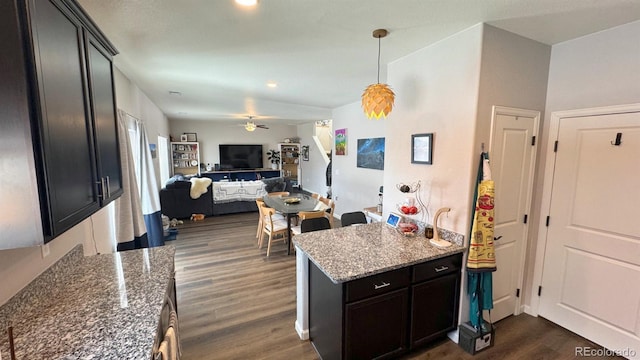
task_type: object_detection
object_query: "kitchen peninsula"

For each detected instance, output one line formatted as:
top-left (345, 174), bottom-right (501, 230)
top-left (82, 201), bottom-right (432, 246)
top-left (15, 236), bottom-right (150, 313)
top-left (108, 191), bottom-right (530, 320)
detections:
top-left (293, 222), bottom-right (465, 359)
top-left (0, 245), bottom-right (175, 359)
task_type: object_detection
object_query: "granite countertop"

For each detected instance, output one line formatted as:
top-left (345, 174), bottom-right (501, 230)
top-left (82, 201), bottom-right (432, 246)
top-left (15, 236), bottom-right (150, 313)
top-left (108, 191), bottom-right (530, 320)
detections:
top-left (0, 245), bottom-right (175, 360)
top-left (293, 222), bottom-right (465, 283)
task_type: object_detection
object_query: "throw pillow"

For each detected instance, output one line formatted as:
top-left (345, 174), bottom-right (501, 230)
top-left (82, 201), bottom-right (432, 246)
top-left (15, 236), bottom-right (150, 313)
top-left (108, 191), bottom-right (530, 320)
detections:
top-left (189, 177), bottom-right (212, 199)
top-left (262, 177), bottom-right (285, 193)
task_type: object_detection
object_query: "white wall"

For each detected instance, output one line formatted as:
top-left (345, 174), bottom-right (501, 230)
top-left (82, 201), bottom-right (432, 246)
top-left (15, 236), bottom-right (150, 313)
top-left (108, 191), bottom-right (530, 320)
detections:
top-left (525, 20), bottom-right (640, 308)
top-left (476, 25), bottom-right (551, 306)
top-left (316, 123), bottom-right (333, 154)
top-left (298, 122), bottom-right (329, 195)
top-left (168, 119), bottom-right (298, 173)
top-left (384, 24), bottom-right (483, 237)
top-left (114, 68), bottom-right (170, 190)
top-left (331, 103), bottom-right (386, 217)
top-left (0, 68), bottom-right (168, 306)
top-left (333, 23), bottom-right (553, 325)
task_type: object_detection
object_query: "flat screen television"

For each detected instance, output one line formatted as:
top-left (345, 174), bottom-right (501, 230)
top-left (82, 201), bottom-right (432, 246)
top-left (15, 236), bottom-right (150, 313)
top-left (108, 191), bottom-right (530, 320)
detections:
top-left (219, 144), bottom-right (263, 170)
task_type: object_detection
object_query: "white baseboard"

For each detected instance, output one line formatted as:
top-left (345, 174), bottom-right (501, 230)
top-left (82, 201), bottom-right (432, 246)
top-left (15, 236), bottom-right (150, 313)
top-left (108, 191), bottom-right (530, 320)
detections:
top-left (523, 305), bottom-right (536, 316)
top-left (295, 320), bottom-right (309, 340)
top-left (447, 328), bottom-right (459, 343)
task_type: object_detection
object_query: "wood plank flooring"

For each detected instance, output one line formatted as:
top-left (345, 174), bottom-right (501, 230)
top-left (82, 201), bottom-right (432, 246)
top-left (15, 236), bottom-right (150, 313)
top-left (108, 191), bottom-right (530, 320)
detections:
top-left (173, 213), bottom-right (612, 360)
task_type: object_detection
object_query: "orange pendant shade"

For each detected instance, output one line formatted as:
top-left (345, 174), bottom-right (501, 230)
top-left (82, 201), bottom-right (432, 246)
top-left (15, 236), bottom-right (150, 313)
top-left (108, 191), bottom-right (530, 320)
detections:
top-left (362, 83), bottom-right (395, 119)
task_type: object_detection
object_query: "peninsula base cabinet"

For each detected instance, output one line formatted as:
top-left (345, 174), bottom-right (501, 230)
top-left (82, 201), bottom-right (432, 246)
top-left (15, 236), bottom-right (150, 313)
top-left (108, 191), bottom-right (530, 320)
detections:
top-left (309, 253), bottom-right (462, 359)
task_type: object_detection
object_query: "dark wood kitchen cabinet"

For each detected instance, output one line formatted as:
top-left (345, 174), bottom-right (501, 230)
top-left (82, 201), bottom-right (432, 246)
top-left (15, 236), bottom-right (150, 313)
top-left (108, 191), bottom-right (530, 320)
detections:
top-left (85, 32), bottom-right (123, 205)
top-left (309, 253), bottom-right (462, 359)
top-left (410, 254), bottom-right (463, 347)
top-left (0, 0), bottom-right (120, 248)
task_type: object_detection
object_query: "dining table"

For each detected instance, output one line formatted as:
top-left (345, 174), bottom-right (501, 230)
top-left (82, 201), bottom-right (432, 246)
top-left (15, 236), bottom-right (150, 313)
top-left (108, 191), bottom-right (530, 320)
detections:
top-left (263, 193), bottom-right (329, 255)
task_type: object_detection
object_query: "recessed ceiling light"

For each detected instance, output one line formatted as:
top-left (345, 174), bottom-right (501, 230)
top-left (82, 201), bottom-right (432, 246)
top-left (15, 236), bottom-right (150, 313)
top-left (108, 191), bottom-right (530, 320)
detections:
top-left (267, 82), bottom-right (277, 88)
top-left (235, 0), bottom-right (258, 7)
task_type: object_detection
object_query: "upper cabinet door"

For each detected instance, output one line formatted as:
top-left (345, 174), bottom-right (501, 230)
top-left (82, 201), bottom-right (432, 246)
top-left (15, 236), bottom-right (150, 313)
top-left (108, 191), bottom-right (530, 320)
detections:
top-left (0, 0), bottom-right (45, 249)
top-left (85, 33), bottom-right (123, 205)
top-left (29, 0), bottom-right (100, 238)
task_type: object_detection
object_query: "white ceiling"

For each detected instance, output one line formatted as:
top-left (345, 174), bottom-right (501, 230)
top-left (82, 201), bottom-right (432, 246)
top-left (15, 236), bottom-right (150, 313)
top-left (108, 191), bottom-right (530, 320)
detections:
top-left (78, 0), bottom-right (640, 125)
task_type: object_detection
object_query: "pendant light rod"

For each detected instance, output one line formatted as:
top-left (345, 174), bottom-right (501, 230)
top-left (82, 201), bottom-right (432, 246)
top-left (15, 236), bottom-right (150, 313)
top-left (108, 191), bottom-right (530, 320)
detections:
top-left (362, 28), bottom-right (394, 119)
top-left (372, 29), bottom-right (388, 84)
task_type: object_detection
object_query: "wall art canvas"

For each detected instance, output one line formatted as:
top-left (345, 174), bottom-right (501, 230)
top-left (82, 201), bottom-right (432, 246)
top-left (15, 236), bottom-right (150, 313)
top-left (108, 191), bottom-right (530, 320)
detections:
top-left (357, 137), bottom-right (385, 170)
top-left (335, 128), bottom-right (347, 155)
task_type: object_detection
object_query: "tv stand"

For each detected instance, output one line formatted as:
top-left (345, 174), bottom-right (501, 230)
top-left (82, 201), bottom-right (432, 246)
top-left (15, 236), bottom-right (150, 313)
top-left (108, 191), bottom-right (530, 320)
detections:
top-left (201, 169), bottom-right (280, 182)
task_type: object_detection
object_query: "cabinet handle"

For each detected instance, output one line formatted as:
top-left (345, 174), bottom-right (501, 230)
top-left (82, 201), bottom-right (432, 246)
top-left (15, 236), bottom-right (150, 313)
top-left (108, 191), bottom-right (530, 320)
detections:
top-left (96, 178), bottom-right (106, 198)
top-left (434, 266), bottom-right (449, 273)
top-left (374, 281), bottom-right (390, 290)
top-left (105, 176), bottom-right (111, 198)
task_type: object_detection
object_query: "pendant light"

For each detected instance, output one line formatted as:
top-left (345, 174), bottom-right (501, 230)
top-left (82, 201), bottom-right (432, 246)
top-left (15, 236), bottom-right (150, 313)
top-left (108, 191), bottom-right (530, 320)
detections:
top-left (362, 29), bottom-right (395, 119)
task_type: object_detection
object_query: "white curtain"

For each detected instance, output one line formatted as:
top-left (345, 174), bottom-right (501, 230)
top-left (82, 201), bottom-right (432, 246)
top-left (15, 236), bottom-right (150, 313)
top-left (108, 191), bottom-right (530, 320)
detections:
top-left (115, 110), bottom-right (164, 249)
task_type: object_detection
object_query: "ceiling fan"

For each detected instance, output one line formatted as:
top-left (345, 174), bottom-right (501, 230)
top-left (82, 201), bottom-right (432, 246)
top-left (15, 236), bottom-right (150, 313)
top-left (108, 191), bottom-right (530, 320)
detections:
top-left (243, 116), bottom-right (269, 131)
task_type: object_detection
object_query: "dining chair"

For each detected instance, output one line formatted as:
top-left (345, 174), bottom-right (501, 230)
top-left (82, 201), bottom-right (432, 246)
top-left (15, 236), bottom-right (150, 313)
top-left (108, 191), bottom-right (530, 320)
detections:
top-left (291, 210), bottom-right (326, 235)
top-left (258, 205), bottom-right (291, 256)
top-left (255, 198), bottom-right (265, 240)
top-left (319, 196), bottom-right (336, 228)
top-left (301, 217), bottom-right (331, 233)
top-left (310, 193), bottom-right (320, 199)
top-left (255, 198), bottom-right (285, 242)
top-left (341, 211), bottom-right (368, 226)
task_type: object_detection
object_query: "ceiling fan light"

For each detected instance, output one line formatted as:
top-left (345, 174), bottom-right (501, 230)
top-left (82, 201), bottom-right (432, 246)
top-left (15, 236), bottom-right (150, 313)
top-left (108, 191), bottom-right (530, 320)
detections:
top-left (362, 83), bottom-right (395, 119)
top-left (245, 122), bottom-right (257, 131)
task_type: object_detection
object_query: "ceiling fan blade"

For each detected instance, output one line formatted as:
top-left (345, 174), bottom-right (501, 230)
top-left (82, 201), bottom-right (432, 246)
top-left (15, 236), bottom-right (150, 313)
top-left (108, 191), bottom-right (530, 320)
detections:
top-left (257, 124), bottom-right (269, 129)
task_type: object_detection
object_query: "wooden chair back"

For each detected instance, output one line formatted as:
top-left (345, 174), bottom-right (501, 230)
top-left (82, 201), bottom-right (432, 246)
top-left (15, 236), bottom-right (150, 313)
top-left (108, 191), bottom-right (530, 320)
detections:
top-left (298, 210), bottom-right (326, 220)
top-left (268, 191), bottom-right (290, 197)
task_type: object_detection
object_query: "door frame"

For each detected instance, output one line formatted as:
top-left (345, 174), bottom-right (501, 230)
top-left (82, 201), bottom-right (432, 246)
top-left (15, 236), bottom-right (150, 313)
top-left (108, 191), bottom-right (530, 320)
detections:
top-left (529, 102), bottom-right (640, 316)
top-left (489, 105), bottom-right (540, 317)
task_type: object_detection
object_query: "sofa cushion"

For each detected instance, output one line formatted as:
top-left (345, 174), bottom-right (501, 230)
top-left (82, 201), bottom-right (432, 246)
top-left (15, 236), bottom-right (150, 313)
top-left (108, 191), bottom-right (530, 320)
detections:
top-left (166, 180), bottom-right (191, 190)
top-left (262, 177), bottom-right (286, 193)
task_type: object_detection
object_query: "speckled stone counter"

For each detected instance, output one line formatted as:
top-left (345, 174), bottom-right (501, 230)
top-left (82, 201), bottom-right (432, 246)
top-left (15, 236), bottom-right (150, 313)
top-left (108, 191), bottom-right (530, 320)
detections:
top-left (293, 222), bottom-right (465, 340)
top-left (0, 244), bottom-right (175, 360)
top-left (293, 222), bottom-right (465, 283)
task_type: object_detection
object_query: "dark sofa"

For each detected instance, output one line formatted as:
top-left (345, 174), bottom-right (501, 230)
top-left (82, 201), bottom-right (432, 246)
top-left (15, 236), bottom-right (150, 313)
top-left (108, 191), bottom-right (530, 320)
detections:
top-left (159, 176), bottom-right (297, 219)
top-left (159, 180), bottom-right (213, 219)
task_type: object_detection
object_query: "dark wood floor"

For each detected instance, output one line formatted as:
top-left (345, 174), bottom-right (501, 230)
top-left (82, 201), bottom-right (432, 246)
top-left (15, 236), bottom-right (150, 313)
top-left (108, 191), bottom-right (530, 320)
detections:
top-left (173, 213), bottom-right (611, 360)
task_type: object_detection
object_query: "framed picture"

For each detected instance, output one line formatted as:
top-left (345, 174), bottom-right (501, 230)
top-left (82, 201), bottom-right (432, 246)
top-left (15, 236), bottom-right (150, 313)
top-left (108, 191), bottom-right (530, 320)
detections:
top-left (180, 134), bottom-right (188, 142)
top-left (335, 128), bottom-right (347, 155)
top-left (149, 143), bottom-right (157, 158)
top-left (184, 132), bottom-right (197, 142)
top-left (411, 133), bottom-right (433, 165)
top-left (301, 145), bottom-right (309, 161)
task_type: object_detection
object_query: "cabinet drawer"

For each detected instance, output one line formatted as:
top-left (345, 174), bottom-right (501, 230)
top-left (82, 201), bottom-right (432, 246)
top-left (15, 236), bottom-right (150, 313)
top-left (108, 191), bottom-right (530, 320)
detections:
top-left (346, 267), bottom-right (411, 303)
top-left (413, 253), bottom-right (462, 283)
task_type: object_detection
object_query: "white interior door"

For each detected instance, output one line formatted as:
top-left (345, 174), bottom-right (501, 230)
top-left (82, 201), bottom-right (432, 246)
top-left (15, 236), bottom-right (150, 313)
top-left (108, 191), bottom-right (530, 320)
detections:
top-left (489, 106), bottom-right (539, 322)
top-left (539, 110), bottom-right (640, 358)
